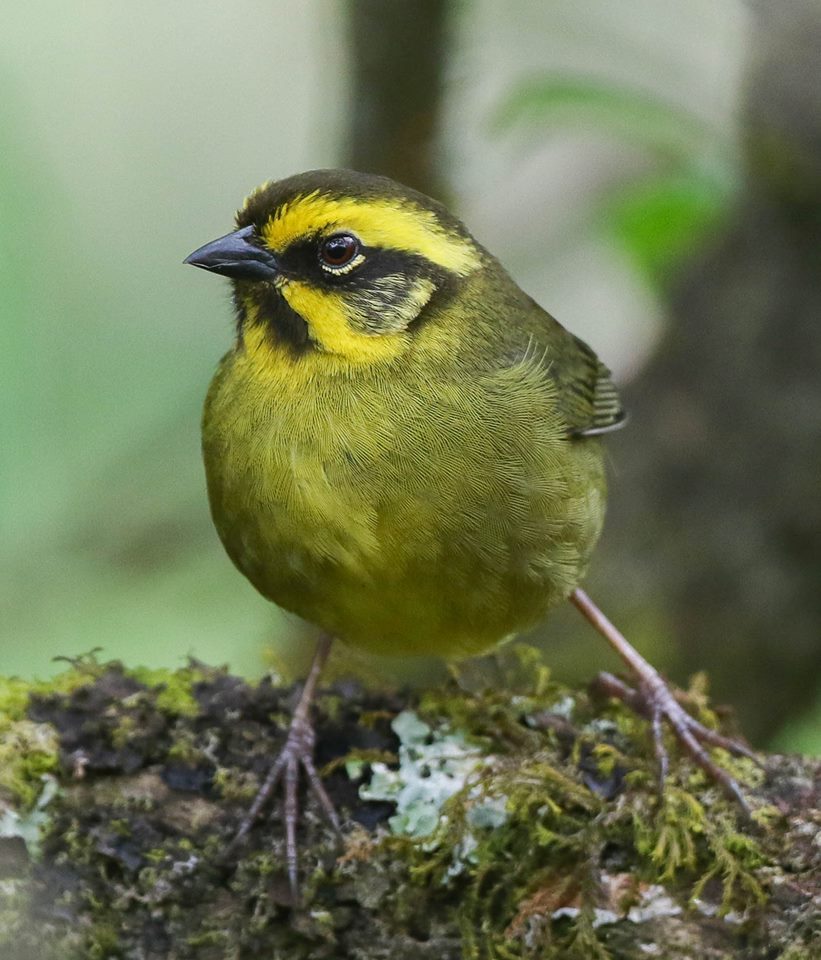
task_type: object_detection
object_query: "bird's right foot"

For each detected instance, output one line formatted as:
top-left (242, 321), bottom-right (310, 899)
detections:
top-left (225, 707), bottom-right (341, 897)
top-left (224, 633), bottom-right (340, 900)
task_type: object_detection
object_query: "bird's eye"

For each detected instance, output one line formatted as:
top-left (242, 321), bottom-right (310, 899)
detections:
top-left (319, 233), bottom-right (361, 272)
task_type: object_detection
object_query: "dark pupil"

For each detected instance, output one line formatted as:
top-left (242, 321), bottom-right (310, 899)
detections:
top-left (322, 234), bottom-right (357, 266)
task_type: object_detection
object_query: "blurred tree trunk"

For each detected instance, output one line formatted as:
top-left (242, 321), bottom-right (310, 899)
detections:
top-left (345, 0), bottom-right (451, 201)
top-left (600, 0), bottom-right (821, 744)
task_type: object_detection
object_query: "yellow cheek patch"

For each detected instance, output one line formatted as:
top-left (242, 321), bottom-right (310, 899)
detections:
top-left (261, 192), bottom-right (481, 277)
top-left (281, 281), bottom-right (409, 363)
top-left (238, 305), bottom-right (406, 388)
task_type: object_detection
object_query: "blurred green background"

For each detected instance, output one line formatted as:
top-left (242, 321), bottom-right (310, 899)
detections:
top-left (2, 1), bottom-right (819, 752)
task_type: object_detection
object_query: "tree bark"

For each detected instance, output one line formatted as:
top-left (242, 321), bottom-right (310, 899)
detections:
top-left (0, 658), bottom-right (817, 959)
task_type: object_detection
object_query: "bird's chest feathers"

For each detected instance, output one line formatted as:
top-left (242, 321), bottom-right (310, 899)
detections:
top-left (204, 350), bottom-right (416, 582)
top-left (203, 342), bottom-right (598, 614)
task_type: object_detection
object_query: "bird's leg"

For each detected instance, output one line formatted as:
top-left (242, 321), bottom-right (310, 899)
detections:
top-left (226, 633), bottom-right (341, 896)
top-left (569, 588), bottom-right (760, 814)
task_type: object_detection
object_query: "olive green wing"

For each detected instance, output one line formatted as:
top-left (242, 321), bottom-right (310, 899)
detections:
top-left (519, 297), bottom-right (626, 437)
top-left (555, 333), bottom-right (626, 437)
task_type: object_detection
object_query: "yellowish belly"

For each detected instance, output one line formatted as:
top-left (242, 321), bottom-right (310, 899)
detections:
top-left (202, 350), bottom-right (606, 659)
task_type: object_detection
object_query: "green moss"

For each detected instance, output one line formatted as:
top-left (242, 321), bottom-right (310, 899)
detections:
top-left (351, 645), bottom-right (774, 957)
top-left (131, 663), bottom-right (207, 718)
top-left (86, 923), bottom-right (122, 959)
top-left (0, 662), bottom-right (97, 723)
top-left (0, 676), bottom-right (37, 721)
top-left (0, 719), bottom-right (59, 810)
top-left (0, 649), bottom-right (814, 959)
top-left (211, 764), bottom-right (260, 804)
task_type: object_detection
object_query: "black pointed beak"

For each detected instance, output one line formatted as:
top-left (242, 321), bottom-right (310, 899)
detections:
top-left (184, 224), bottom-right (279, 282)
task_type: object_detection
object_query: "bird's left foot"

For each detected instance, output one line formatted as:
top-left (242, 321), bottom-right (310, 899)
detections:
top-left (570, 588), bottom-right (761, 815)
top-left (592, 669), bottom-right (761, 815)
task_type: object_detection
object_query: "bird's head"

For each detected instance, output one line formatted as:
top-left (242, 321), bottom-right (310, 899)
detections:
top-left (185, 169), bottom-right (484, 367)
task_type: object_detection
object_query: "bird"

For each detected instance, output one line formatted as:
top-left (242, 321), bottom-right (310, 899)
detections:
top-left (184, 169), bottom-right (757, 895)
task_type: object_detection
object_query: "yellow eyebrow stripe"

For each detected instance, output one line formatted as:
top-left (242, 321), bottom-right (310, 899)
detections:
top-left (260, 191), bottom-right (481, 277)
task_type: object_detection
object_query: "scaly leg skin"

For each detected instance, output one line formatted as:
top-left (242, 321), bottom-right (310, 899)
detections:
top-left (569, 588), bottom-right (761, 815)
top-left (225, 633), bottom-right (341, 898)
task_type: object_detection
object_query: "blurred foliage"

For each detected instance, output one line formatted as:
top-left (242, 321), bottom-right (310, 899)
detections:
top-left (494, 75), bottom-right (734, 283)
top-left (494, 77), bottom-right (723, 169)
top-left (604, 175), bottom-right (728, 283)
top-left (770, 693), bottom-right (821, 756)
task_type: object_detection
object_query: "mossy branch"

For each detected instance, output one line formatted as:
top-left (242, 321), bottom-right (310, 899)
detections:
top-left (0, 650), bottom-right (818, 959)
